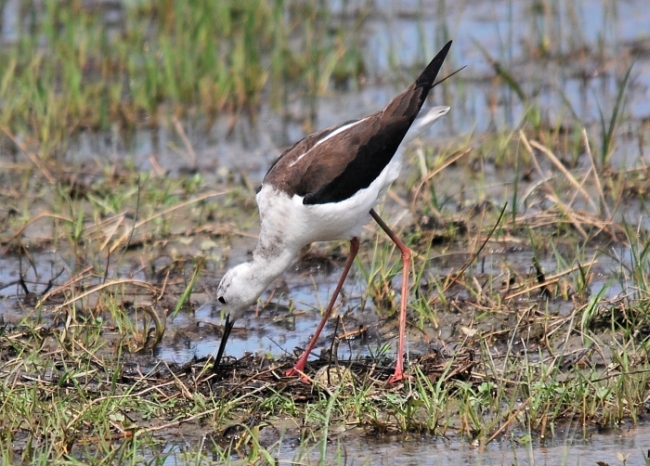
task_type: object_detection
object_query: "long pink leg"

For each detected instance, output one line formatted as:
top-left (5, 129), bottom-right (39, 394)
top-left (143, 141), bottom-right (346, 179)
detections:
top-left (370, 209), bottom-right (411, 383)
top-left (286, 237), bottom-right (361, 377)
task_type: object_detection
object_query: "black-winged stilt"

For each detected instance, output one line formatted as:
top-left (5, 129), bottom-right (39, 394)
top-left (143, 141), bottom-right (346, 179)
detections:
top-left (215, 41), bottom-right (453, 383)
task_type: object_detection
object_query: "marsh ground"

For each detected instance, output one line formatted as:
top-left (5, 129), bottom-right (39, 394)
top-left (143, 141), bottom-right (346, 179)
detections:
top-left (1, 1), bottom-right (649, 464)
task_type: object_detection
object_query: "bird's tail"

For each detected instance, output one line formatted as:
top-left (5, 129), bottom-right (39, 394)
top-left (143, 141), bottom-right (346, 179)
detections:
top-left (381, 40), bottom-right (452, 124)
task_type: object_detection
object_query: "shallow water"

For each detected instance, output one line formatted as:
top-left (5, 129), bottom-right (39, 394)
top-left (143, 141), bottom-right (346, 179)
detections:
top-left (27, 0), bottom-right (645, 179)
top-left (158, 420), bottom-right (650, 465)
top-left (279, 422), bottom-right (650, 465)
top-left (0, 238), bottom-right (634, 369)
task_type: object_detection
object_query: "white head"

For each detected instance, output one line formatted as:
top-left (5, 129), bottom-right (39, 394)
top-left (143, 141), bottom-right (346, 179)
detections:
top-left (216, 262), bottom-right (268, 321)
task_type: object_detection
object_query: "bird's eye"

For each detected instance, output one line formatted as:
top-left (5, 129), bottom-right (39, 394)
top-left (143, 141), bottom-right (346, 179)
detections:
top-left (218, 296), bottom-right (226, 304)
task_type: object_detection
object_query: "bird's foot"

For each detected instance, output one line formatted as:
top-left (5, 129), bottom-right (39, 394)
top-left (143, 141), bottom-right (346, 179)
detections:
top-left (285, 365), bottom-right (310, 383)
top-left (388, 369), bottom-right (412, 384)
top-left (284, 366), bottom-right (300, 377)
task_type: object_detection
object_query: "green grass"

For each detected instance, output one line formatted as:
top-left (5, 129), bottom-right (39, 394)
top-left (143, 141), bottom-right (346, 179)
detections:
top-left (0, 1), bottom-right (366, 159)
top-left (0, 0), bottom-right (649, 464)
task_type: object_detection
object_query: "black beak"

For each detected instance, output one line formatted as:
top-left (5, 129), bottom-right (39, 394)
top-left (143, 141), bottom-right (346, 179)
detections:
top-left (212, 314), bottom-right (235, 374)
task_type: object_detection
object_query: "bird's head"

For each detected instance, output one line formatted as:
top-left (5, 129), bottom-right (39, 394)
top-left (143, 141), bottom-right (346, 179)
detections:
top-left (216, 262), bottom-right (265, 320)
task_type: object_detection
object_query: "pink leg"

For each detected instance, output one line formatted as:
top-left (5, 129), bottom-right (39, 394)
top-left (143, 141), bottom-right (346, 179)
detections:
top-left (286, 237), bottom-right (361, 377)
top-left (370, 209), bottom-right (411, 383)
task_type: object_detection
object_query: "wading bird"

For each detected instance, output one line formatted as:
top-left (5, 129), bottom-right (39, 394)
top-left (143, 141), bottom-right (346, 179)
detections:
top-left (215, 41), bottom-right (452, 383)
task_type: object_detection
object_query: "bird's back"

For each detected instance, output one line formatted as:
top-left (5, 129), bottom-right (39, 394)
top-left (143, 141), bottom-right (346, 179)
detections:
top-left (262, 41), bottom-right (453, 207)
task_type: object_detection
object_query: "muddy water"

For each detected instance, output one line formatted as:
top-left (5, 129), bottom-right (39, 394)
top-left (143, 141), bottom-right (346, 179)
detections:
top-left (0, 238), bottom-right (634, 365)
top-left (326, 424), bottom-right (650, 465)
top-left (268, 422), bottom-right (650, 465)
top-left (147, 242), bottom-right (632, 368)
top-left (156, 419), bottom-right (650, 465)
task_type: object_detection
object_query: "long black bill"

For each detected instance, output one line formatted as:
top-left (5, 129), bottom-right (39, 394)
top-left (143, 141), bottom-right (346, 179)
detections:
top-left (212, 314), bottom-right (235, 374)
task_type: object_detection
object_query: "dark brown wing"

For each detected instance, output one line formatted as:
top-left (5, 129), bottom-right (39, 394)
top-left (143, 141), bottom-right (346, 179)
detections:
top-left (262, 114), bottom-right (377, 197)
top-left (263, 41), bottom-right (452, 205)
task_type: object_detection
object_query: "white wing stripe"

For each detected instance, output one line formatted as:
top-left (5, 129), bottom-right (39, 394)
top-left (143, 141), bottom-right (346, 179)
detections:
top-left (288, 117), bottom-right (369, 168)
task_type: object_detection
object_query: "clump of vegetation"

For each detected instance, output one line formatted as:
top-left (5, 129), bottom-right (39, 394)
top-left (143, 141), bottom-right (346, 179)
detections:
top-left (0, 1), bottom-right (366, 157)
top-left (1, 0), bottom-right (649, 464)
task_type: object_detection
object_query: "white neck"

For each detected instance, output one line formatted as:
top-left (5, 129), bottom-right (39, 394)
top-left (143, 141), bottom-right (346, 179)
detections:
top-left (250, 241), bottom-right (300, 289)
